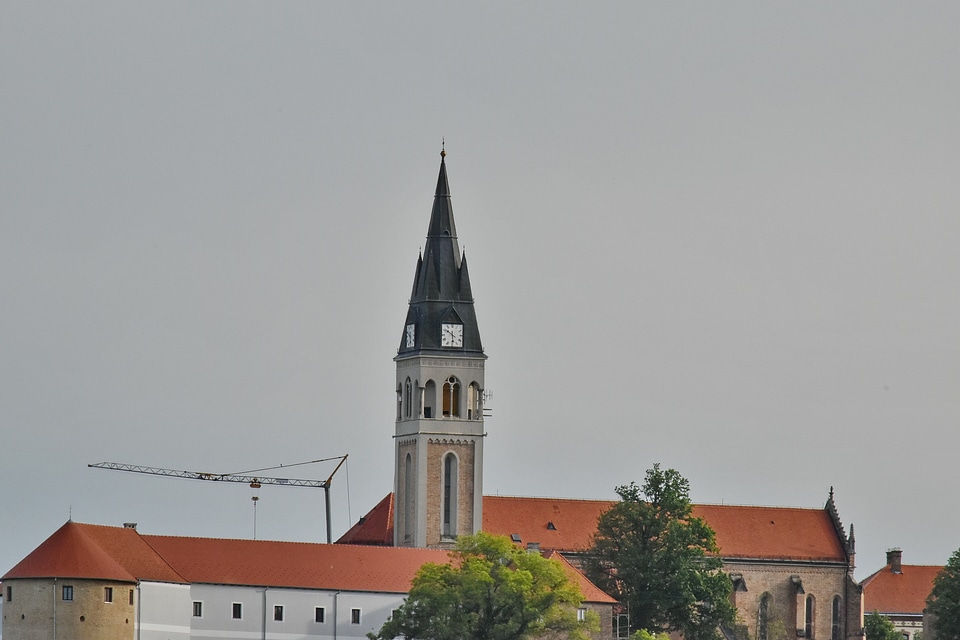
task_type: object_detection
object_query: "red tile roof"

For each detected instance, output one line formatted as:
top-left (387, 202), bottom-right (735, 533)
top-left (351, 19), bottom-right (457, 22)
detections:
top-left (340, 494), bottom-right (849, 563)
top-left (2, 521), bottom-right (183, 583)
top-left (3, 521), bottom-right (612, 602)
top-left (143, 535), bottom-right (447, 593)
top-left (543, 549), bottom-right (618, 604)
top-left (338, 493), bottom-right (395, 545)
top-left (862, 564), bottom-right (941, 615)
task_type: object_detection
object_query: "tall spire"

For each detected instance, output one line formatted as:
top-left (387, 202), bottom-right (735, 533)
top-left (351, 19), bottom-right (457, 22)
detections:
top-left (399, 150), bottom-right (483, 355)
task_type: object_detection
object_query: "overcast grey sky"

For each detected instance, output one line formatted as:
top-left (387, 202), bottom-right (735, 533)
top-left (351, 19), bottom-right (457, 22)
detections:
top-left (2, 2), bottom-right (959, 580)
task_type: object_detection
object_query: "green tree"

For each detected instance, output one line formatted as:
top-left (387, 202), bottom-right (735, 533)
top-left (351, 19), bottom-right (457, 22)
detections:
top-left (369, 532), bottom-right (598, 640)
top-left (928, 549), bottom-right (960, 640)
top-left (585, 465), bottom-right (737, 640)
top-left (864, 612), bottom-right (902, 640)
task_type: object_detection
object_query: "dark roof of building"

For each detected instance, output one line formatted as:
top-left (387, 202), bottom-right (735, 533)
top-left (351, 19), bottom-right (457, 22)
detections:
top-left (397, 153), bottom-right (484, 357)
top-left (339, 494), bottom-right (850, 563)
top-left (862, 563), bottom-right (941, 616)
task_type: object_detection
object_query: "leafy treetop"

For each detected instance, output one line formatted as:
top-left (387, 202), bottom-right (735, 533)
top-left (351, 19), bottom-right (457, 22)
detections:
top-left (369, 532), bottom-right (598, 640)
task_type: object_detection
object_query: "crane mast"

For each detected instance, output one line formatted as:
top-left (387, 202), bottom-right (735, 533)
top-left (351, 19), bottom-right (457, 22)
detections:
top-left (88, 455), bottom-right (348, 543)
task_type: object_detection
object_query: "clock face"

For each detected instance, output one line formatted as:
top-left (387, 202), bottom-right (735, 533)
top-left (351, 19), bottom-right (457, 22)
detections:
top-left (406, 324), bottom-right (416, 348)
top-left (441, 323), bottom-right (463, 347)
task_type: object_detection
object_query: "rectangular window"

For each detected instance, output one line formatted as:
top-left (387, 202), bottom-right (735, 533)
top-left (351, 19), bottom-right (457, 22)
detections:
top-left (129, 589), bottom-right (134, 605)
top-left (62, 585), bottom-right (74, 601)
top-left (274, 605), bottom-right (284, 622)
top-left (315, 607), bottom-right (326, 623)
top-left (577, 607), bottom-right (587, 622)
top-left (5, 586), bottom-right (11, 601)
top-left (193, 601), bottom-right (203, 617)
top-left (104, 587), bottom-right (113, 603)
top-left (351, 608), bottom-right (361, 624)
top-left (233, 603), bottom-right (243, 619)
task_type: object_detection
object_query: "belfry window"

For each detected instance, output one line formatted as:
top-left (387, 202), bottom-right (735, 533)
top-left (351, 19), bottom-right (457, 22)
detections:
top-left (442, 376), bottom-right (460, 417)
top-left (404, 378), bottom-right (413, 419)
top-left (442, 453), bottom-right (459, 537)
top-left (423, 380), bottom-right (436, 418)
top-left (468, 383), bottom-right (481, 419)
top-left (396, 385), bottom-right (402, 420)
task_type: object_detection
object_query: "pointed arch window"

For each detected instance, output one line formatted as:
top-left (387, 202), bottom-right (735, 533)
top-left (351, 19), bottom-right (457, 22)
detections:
top-left (403, 453), bottom-right (414, 543)
top-left (396, 384), bottom-right (403, 421)
top-left (442, 453), bottom-right (459, 538)
top-left (442, 376), bottom-right (460, 417)
top-left (467, 383), bottom-right (481, 420)
top-left (404, 378), bottom-right (413, 419)
top-left (757, 593), bottom-right (771, 640)
top-left (805, 595), bottom-right (815, 639)
top-left (423, 380), bottom-right (436, 418)
top-left (831, 596), bottom-right (842, 640)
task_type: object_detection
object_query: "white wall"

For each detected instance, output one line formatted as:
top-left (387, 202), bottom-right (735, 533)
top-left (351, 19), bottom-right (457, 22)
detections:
top-left (139, 581), bottom-right (192, 640)
top-left (187, 583), bottom-right (407, 640)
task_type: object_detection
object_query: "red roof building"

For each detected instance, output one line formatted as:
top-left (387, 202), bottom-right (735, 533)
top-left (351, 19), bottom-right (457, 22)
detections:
top-left (862, 549), bottom-right (940, 640)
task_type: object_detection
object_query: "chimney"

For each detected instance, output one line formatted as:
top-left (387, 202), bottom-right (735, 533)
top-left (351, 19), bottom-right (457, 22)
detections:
top-left (123, 522), bottom-right (138, 530)
top-left (887, 548), bottom-right (902, 574)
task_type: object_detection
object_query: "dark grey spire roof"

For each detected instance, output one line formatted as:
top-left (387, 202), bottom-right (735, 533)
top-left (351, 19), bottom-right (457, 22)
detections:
top-left (398, 154), bottom-right (484, 356)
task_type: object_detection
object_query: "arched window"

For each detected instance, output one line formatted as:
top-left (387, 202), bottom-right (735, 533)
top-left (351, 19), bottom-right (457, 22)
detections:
top-left (404, 378), bottom-right (413, 419)
top-left (831, 596), bottom-right (842, 640)
top-left (468, 383), bottom-right (481, 419)
top-left (442, 376), bottom-right (460, 417)
top-left (442, 453), bottom-right (458, 538)
top-left (423, 380), bottom-right (436, 418)
top-left (403, 453), bottom-right (414, 543)
top-left (758, 593), bottom-right (771, 640)
top-left (805, 595), bottom-right (815, 639)
top-left (396, 384), bottom-right (402, 421)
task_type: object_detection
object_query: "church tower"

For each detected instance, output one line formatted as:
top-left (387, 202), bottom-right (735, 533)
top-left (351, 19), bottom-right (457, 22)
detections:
top-left (394, 150), bottom-right (486, 548)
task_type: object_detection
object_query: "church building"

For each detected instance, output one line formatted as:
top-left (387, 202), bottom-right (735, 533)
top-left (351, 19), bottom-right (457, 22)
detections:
top-left (340, 151), bottom-right (866, 640)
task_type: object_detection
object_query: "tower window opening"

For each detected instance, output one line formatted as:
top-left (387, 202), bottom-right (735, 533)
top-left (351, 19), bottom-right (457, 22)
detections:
top-left (424, 380), bottom-right (436, 418)
top-left (442, 453), bottom-right (459, 538)
top-left (404, 378), bottom-right (413, 419)
top-left (403, 453), bottom-right (414, 543)
top-left (442, 376), bottom-right (460, 417)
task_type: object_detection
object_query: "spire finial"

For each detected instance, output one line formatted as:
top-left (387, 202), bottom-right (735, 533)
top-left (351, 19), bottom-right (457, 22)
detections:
top-left (441, 138), bottom-right (446, 158)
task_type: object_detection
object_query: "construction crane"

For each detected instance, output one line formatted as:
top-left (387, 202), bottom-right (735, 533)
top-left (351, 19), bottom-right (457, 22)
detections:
top-left (89, 455), bottom-right (348, 543)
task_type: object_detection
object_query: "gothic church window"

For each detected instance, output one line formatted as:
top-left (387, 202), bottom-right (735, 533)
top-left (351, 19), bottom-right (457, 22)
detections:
top-left (831, 596), bottom-right (842, 640)
top-left (805, 595), bottom-right (815, 639)
top-left (396, 384), bottom-right (402, 420)
top-left (442, 376), bottom-right (460, 417)
top-left (468, 382), bottom-right (481, 419)
top-left (404, 378), bottom-right (413, 419)
top-left (758, 593), bottom-right (770, 640)
top-left (403, 453), bottom-right (414, 542)
top-left (424, 380), bottom-right (436, 418)
top-left (442, 453), bottom-right (459, 537)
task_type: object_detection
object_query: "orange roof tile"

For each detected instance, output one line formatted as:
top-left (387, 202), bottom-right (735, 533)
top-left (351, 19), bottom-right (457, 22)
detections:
top-left (143, 535), bottom-right (448, 592)
top-left (862, 565), bottom-right (941, 615)
top-left (342, 494), bottom-right (849, 563)
top-left (693, 504), bottom-right (846, 562)
top-left (2, 521), bottom-right (183, 583)
top-left (337, 493), bottom-right (394, 545)
top-left (543, 549), bottom-right (617, 604)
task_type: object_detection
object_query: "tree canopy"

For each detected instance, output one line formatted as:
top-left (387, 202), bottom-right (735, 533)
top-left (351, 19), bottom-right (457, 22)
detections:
top-left (585, 464), bottom-right (736, 640)
top-left (369, 532), bottom-right (598, 640)
top-left (865, 612), bottom-right (903, 640)
top-left (927, 549), bottom-right (960, 640)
